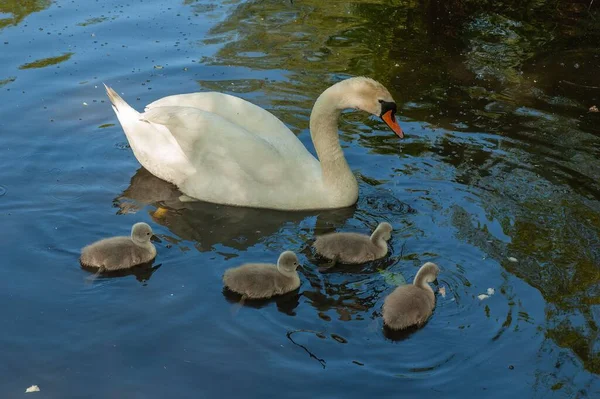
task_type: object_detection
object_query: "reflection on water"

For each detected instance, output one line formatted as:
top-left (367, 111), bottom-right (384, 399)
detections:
top-left (81, 261), bottom-right (162, 284)
top-left (18, 52), bottom-right (74, 70)
top-left (222, 286), bottom-right (301, 316)
top-left (114, 168), bottom-right (359, 252)
top-left (0, 0), bottom-right (52, 30)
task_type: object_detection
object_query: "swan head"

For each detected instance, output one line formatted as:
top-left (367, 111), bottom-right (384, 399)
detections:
top-left (414, 262), bottom-right (440, 286)
top-left (277, 251), bottom-right (300, 273)
top-left (372, 221), bottom-right (393, 241)
top-left (340, 77), bottom-right (404, 138)
top-left (131, 222), bottom-right (157, 244)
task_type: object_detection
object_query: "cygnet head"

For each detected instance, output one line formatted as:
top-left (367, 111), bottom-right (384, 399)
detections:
top-left (373, 222), bottom-right (393, 241)
top-left (414, 262), bottom-right (440, 286)
top-left (277, 251), bottom-right (300, 273)
top-left (131, 222), bottom-right (154, 244)
top-left (338, 77), bottom-right (404, 138)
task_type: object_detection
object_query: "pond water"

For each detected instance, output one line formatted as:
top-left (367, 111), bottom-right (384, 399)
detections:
top-left (1, 0), bottom-right (599, 397)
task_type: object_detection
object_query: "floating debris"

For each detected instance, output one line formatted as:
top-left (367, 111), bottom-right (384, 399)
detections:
top-left (507, 257), bottom-right (518, 263)
top-left (589, 105), bottom-right (599, 113)
top-left (478, 287), bottom-right (495, 300)
top-left (154, 65), bottom-right (164, 69)
top-left (25, 385), bottom-right (40, 393)
top-left (438, 286), bottom-right (446, 298)
top-left (83, 102), bottom-right (88, 106)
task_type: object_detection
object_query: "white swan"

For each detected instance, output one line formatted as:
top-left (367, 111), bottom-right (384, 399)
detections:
top-left (104, 77), bottom-right (403, 210)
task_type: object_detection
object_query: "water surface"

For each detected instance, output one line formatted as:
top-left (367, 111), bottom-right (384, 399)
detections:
top-left (1, 0), bottom-right (599, 397)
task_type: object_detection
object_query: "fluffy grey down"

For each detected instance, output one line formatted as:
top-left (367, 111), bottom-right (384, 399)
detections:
top-left (382, 285), bottom-right (435, 330)
top-left (382, 262), bottom-right (439, 330)
top-left (80, 223), bottom-right (157, 270)
top-left (312, 222), bottom-right (392, 264)
top-left (222, 251), bottom-right (301, 299)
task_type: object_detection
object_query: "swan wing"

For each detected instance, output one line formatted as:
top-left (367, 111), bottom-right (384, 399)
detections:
top-left (141, 106), bottom-right (300, 189)
top-left (145, 92), bottom-right (300, 148)
top-left (141, 105), bottom-right (322, 208)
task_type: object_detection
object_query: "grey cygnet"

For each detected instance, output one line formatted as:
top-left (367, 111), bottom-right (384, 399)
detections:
top-left (382, 262), bottom-right (440, 330)
top-left (223, 251), bottom-right (301, 299)
top-left (80, 222), bottom-right (157, 272)
top-left (313, 222), bottom-right (392, 266)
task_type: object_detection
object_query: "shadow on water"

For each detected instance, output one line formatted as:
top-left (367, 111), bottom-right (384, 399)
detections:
top-left (221, 286), bottom-right (301, 316)
top-left (382, 323), bottom-right (423, 342)
top-left (80, 261), bottom-right (162, 284)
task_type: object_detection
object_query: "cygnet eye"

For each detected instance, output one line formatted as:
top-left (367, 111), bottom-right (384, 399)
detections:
top-left (147, 232), bottom-right (150, 235)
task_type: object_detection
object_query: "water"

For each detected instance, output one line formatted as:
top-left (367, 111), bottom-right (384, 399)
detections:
top-left (1, 0), bottom-right (599, 397)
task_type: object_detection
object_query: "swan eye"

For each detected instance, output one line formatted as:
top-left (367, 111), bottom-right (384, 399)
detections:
top-left (378, 99), bottom-right (384, 104)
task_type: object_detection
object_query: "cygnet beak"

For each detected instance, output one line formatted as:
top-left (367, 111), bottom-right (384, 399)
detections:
top-left (432, 278), bottom-right (439, 286)
top-left (150, 234), bottom-right (162, 243)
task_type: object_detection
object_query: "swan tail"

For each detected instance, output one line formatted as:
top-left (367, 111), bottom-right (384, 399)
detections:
top-left (103, 84), bottom-right (140, 124)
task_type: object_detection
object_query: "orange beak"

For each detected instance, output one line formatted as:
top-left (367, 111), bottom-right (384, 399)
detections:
top-left (381, 110), bottom-right (403, 138)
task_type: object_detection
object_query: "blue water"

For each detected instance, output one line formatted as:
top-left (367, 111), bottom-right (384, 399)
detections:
top-left (1, 0), bottom-right (599, 397)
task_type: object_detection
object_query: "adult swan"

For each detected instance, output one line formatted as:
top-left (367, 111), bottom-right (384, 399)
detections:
top-left (104, 77), bottom-right (403, 211)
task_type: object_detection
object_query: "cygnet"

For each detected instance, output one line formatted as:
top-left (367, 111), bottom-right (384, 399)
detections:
top-left (313, 222), bottom-right (392, 266)
top-left (382, 262), bottom-right (440, 330)
top-left (80, 222), bottom-right (157, 273)
top-left (223, 251), bottom-right (301, 299)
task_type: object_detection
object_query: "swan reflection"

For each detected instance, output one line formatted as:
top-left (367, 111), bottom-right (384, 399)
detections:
top-left (114, 167), bottom-right (357, 252)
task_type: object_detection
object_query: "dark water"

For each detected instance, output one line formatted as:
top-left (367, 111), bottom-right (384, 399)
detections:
top-left (1, 0), bottom-right (599, 397)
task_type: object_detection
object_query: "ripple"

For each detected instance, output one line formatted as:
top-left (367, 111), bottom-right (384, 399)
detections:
top-left (114, 142), bottom-right (131, 150)
top-left (0, 185), bottom-right (6, 197)
top-left (50, 183), bottom-right (85, 202)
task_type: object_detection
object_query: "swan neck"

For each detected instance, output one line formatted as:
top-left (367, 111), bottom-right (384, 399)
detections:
top-left (413, 270), bottom-right (434, 293)
top-left (309, 86), bottom-right (357, 200)
top-left (370, 230), bottom-right (388, 252)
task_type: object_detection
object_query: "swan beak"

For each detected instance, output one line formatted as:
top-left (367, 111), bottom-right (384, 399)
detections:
top-left (381, 110), bottom-right (404, 138)
top-left (150, 234), bottom-right (162, 243)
